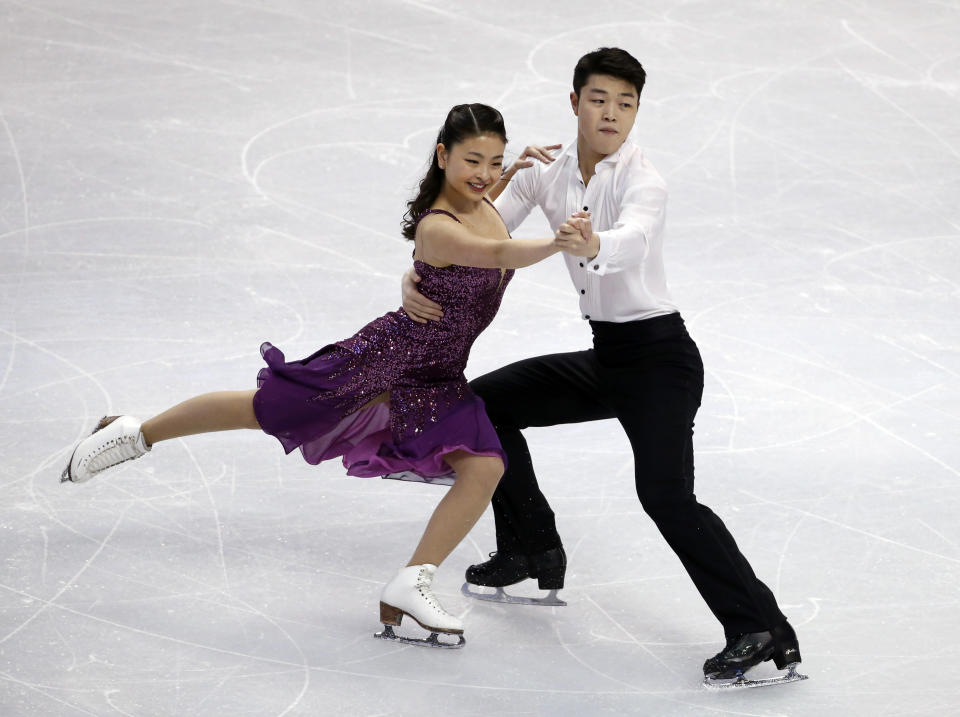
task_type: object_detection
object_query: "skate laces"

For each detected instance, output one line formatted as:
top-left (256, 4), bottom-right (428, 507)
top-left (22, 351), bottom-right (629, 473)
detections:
top-left (415, 567), bottom-right (452, 617)
top-left (84, 432), bottom-right (146, 473)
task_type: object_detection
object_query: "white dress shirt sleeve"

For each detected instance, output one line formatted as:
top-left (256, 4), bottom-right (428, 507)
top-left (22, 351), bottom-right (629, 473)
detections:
top-left (493, 161), bottom-right (540, 234)
top-left (590, 172), bottom-right (668, 276)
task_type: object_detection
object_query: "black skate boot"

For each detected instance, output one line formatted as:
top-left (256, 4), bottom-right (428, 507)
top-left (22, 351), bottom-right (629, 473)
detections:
top-left (702, 621), bottom-right (807, 689)
top-left (465, 551), bottom-right (530, 587)
top-left (462, 547), bottom-right (567, 606)
top-left (528, 546), bottom-right (566, 590)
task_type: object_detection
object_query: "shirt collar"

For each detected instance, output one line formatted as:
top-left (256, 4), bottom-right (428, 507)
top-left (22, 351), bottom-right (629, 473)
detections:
top-left (560, 136), bottom-right (637, 169)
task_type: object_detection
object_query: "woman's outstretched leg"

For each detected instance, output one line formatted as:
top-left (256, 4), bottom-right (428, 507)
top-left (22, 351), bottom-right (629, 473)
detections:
top-left (141, 389), bottom-right (260, 445)
top-left (63, 389), bottom-right (261, 484)
top-left (379, 452), bottom-right (503, 640)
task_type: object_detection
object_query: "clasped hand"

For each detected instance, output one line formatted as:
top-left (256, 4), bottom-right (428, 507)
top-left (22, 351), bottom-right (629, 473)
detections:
top-left (554, 211), bottom-right (598, 259)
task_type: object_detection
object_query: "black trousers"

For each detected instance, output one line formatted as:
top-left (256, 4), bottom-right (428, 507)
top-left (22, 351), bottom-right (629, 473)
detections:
top-left (470, 313), bottom-right (787, 636)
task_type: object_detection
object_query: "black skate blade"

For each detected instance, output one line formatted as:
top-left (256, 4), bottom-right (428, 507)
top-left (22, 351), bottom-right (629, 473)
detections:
top-left (703, 662), bottom-right (808, 690)
top-left (374, 624), bottom-right (465, 649)
top-left (460, 582), bottom-right (566, 607)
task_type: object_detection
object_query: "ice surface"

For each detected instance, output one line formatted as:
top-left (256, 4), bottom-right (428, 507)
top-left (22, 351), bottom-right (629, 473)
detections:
top-left (1, 1), bottom-right (959, 715)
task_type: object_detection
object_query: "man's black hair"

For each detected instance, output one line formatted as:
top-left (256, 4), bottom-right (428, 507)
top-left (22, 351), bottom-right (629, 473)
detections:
top-left (573, 47), bottom-right (646, 98)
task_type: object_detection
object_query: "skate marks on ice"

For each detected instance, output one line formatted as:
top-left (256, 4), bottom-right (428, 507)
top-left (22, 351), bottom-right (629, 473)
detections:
top-left (2, 0), bottom-right (960, 714)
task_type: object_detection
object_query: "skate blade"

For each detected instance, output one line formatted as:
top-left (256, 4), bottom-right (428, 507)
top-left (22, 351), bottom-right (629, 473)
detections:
top-left (460, 582), bottom-right (566, 607)
top-left (703, 662), bottom-right (808, 690)
top-left (60, 449), bottom-right (80, 483)
top-left (374, 624), bottom-right (465, 649)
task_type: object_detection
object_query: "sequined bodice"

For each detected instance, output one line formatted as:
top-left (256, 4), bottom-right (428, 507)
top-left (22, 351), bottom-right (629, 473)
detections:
top-left (411, 259), bottom-right (512, 367)
top-left (334, 260), bottom-right (513, 386)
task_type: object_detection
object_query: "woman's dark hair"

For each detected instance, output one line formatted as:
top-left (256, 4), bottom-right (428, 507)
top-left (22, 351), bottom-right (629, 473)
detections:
top-left (401, 103), bottom-right (507, 241)
top-left (572, 47), bottom-right (646, 99)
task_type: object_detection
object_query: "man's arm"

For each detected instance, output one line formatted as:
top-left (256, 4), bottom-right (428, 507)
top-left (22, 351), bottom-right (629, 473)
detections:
top-left (558, 170), bottom-right (667, 275)
top-left (401, 267), bottom-right (443, 323)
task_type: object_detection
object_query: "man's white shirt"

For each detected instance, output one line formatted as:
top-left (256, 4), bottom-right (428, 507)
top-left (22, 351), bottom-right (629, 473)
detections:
top-left (494, 138), bottom-right (678, 323)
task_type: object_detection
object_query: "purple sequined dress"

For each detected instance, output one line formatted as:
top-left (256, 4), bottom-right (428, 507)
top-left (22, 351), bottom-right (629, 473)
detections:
top-left (252, 210), bottom-right (514, 485)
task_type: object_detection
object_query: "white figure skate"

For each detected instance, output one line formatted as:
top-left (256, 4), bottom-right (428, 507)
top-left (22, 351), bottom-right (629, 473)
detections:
top-left (61, 415), bottom-right (150, 484)
top-left (375, 564), bottom-right (465, 648)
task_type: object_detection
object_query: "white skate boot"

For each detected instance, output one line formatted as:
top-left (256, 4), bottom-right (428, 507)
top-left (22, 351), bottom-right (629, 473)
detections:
top-left (375, 564), bottom-right (465, 648)
top-left (61, 416), bottom-right (151, 484)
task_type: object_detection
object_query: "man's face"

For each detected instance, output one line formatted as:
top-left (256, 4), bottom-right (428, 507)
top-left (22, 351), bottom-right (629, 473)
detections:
top-left (570, 74), bottom-right (639, 157)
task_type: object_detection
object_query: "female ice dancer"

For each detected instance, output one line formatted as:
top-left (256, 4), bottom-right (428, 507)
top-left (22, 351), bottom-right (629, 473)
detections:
top-left (60, 103), bottom-right (574, 648)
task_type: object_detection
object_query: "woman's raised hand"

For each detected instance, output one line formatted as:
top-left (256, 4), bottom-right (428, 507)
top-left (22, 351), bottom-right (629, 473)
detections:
top-left (499, 144), bottom-right (562, 182)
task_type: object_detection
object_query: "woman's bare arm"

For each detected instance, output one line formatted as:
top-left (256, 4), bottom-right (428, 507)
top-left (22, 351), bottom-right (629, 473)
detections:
top-left (418, 215), bottom-right (559, 270)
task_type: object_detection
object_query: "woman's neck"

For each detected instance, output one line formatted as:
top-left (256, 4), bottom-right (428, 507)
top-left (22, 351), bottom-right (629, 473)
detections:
top-left (436, 187), bottom-right (485, 216)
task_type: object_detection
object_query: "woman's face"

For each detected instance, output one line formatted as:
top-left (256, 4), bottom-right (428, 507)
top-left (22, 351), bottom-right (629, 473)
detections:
top-left (437, 133), bottom-right (506, 204)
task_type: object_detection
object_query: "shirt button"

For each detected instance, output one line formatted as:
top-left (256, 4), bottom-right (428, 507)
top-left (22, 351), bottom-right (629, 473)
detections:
top-left (582, 205), bottom-right (588, 211)
top-left (584, 314), bottom-right (591, 320)
top-left (580, 289), bottom-right (585, 295)
top-left (579, 262), bottom-right (584, 267)
top-left (593, 264), bottom-right (599, 270)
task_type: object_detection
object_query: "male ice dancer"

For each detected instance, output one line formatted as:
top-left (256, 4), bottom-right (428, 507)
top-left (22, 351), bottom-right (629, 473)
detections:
top-left (402, 48), bottom-right (804, 686)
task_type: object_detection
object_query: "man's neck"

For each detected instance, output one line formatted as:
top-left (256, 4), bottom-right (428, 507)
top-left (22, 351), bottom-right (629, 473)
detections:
top-left (576, 136), bottom-right (607, 187)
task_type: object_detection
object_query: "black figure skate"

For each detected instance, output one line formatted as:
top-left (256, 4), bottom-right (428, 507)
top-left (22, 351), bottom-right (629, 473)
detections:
top-left (702, 621), bottom-right (807, 689)
top-left (461, 547), bottom-right (567, 607)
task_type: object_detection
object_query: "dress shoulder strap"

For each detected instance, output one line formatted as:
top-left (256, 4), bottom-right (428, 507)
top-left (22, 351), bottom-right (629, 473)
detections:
top-left (416, 208), bottom-right (461, 225)
top-left (412, 208), bottom-right (462, 259)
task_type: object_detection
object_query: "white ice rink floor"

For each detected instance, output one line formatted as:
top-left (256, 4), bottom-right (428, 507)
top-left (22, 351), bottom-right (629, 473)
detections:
top-left (2, 1), bottom-right (959, 715)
